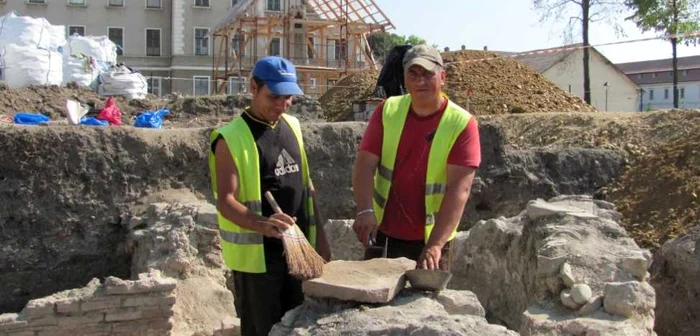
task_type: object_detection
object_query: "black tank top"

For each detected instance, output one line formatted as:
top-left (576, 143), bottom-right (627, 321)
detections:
top-left (237, 110), bottom-right (308, 259)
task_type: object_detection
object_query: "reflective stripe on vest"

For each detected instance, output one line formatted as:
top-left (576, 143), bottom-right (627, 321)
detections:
top-left (374, 94), bottom-right (471, 243)
top-left (209, 113), bottom-right (316, 273)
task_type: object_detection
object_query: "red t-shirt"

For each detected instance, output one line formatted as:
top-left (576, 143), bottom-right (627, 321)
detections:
top-left (358, 98), bottom-right (481, 241)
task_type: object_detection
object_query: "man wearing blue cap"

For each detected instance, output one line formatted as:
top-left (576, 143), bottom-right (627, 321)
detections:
top-left (208, 56), bottom-right (331, 336)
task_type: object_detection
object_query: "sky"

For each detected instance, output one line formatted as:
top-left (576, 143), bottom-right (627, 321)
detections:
top-left (375, 0), bottom-right (700, 64)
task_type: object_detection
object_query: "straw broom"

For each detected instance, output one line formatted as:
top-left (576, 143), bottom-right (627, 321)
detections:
top-left (264, 191), bottom-right (325, 280)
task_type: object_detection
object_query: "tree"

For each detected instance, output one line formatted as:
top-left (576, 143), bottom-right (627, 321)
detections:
top-left (533, 0), bottom-right (624, 105)
top-left (625, 0), bottom-right (700, 108)
top-left (367, 32), bottom-right (428, 62)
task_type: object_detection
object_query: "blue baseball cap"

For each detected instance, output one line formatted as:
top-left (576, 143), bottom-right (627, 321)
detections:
top-left (252, 56), bottom-right (304, 96)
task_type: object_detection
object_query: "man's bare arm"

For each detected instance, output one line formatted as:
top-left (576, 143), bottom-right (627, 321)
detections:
top-left (351, 150), bottom-right (381, 247)
top-left (419, 164), bottom-right (476, 269)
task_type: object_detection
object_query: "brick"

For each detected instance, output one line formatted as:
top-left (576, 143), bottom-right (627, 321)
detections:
top-left (56, 312), bottom-right (104, 327)
top-left (55, 300), bottom-right (81, 314)
top-left (0, 314), bottom-right (20, 324)
top-left (60, 323), bottom-right (111, 334)
top-left (104, 308), bottom-right (143, 322)
top-left (110, 320), bottom-right (150, 333)
top-left (81, 297), bottom-right (122, 312)
top-left (140, 308), bottom-right (174, 320)
top-left (26, 315), bottom-right (57, 327)
top-left (7, 331), bottom-right (34, 336)
top-left (148, 318), bottom-right (173, 331)
top-left (122, 294), bottom-right (176, 308)
top-left (22, 301), bottom-right (54, 319)
top-left (0, 321), bottom-right (28, 332)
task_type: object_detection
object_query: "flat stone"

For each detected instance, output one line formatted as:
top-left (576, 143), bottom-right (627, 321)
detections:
top-left (604, 281), bottom-right (656, 318)
top-left (570, 284), bottom-right (592, 305)
top-left (195, 203), bottom-right (218, 229)
top-left (302, 258), bottom-right (416, 303)
top-left (436, 290), bottom-right (486, 317)
top-left (526, 199), bottom-right (586, 220)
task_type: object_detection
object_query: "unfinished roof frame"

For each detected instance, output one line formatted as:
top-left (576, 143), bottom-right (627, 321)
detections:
top-left (211, 0), bottom-right (394, 95)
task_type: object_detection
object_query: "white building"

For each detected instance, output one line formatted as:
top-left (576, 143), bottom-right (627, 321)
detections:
top-left (501, 44), bottom-right (640, 112)
top-left (617, 55), bottom-right (700, 111)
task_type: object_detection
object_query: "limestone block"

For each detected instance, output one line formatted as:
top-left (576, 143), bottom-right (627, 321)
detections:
top-left (104, 273), bottom-right (176, 295)
top-left (122, 293), bottom-right (177, 307)
top-left (570, 284), bottom-right (592, 305)
top-left (604, 281), bottom-right (655, 318)
top-left (81, 297), bottom-right (122, 312)
top-left (579, 295), bottom-right (603, 316)
top-left (560, 290), bottom-right (582, 310)
top-left (619, 251), bottom-right (649, 280)
top-left (325, 219), bottom-right (364, 261)
top-left (526, 199), bottom-right (586, 220)
top-left (302, 258), bottom-right (416, 303)
top-left (196, 203), bottom-right (218, 228)
top-left (436, 290), bottom-right (486, 317)
top-left (559, 262), bottom-right (576, 288)
top-left (56, 312), bottom-right (104, 326)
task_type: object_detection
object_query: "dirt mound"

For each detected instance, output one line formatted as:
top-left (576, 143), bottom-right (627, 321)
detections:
top-left (0, 84), bottom-right (323, 127)
top-left (442, 50), bottom-right (596, 114)
top-left (318, 71), bottom-right (378, 121)
top-left (318, 50), bottom-right (595, 121)
top-left (607, 133), bottom-right (700, 249)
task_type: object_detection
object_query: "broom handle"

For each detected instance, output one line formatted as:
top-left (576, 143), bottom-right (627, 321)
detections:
top-left (264, 191), bottom-right (283, 214)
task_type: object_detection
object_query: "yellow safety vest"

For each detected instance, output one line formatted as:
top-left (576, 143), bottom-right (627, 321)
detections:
top-left (209, 113), bottom-right (316, 273)
top-left (373, 94), bottom-right (472, 243)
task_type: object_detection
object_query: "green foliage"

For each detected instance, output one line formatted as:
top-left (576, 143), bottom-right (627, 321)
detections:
top-left (625, 0), bottom-right (700, 45)
top-left (367, 32), bottom-right (429, 61)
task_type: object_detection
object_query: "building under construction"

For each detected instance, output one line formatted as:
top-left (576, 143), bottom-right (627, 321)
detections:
top-left (211, 0), bottom-right (393, 97)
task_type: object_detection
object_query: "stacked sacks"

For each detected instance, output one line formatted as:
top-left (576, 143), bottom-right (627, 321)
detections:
top-left (0, 11), bottom-right (65, 88)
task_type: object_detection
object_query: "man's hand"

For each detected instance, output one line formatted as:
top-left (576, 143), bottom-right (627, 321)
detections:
top-left (352, 212), bottom-right (378, 248)
top-left (256, 213), bottom-right (295, 239)
top-left (418, 244), bottom-right (443, 270)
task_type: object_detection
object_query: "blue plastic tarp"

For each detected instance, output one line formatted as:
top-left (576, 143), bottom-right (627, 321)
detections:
top-left (79, 116), bottom-right (109, 126)
top-left (134, 109), bottom-right (170, 129)
top-left (13, 113), bottom-right (50, 125)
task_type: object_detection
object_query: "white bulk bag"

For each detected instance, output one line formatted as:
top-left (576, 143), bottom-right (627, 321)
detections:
top-left (2, 44), bottom-right (63, 88)
top-left (0, 11), bottom-right (65, 51)
top-left (64, 35), bottom-right (117, 65)
top-left (63, 54), bottom-right (99, 88)
top-left (98, 66), bottom-right (148, 100)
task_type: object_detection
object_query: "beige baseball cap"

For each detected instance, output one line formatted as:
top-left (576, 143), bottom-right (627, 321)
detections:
top-left (402, 45), bottom-right (444, 73)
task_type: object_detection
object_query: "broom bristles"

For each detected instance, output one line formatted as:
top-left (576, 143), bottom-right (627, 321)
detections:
top-left (281, 224), bottom-right (325, 280)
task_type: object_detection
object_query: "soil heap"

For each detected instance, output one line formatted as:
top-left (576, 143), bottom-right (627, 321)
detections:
top-left (319, 50), bottom-right (595, 121)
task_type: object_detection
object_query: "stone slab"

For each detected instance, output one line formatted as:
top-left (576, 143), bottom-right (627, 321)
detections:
top-left (302, 258), bottom-right (416, 303)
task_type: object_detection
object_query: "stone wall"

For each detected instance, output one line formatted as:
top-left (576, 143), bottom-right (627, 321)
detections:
top-left (0, 271), bottom-right (176, 336)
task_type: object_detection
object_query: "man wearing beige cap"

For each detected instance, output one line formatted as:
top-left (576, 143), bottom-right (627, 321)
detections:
top-left (352, 44), bottom-right (481, 270)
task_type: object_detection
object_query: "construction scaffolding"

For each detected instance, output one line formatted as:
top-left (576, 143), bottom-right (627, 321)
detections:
top-left (211, 0), bottom-right (394, 96)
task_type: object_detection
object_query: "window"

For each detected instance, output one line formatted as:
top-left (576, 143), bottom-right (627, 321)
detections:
top-left (146, 29), bottom-right (161, 56)
top-left (328, 39), bottom-right (346, 60)
top-left (108, 28), bottom-right (124, 56)
top-left (649, 89), bottom-right (654, 100)
top-left (680, 87), bottom-right (685, 99)
top-left (232, 34), bottom-right (245, 56)
top-left (193, 76), bottom-right (210, 96)
top-left (194, 0), bottom-right (209, 6)
top-left (229, 77), bottom-right (247, 94)
top-left (267, 0), bottom-right (280, 11)
top-left (310, 78), bottom-right (317, 89)
top-left (652, 73), bottom-right (657, 78)
top-left (327, 79), bottom-right (338, 88)
top-left (231, 0), bottom-right (239, 6)
top-left (194, 28), bottom-right (209, 55)
top-left (108, 0), bottom-right (124, 6)
top-left (27, 0), bottom-right (46, 3)
top-left (664, 88), bottom-right (669, 100)
top-left (269, 38), bottom-right (280, 56)
top-left (147, 77), bottom-right (162, 97)
top-left (68, 26), bottom-right (85, 37)
top-left (307, 37), bottom-right (315, 59)
top-left (146, 0), bottom-right (162, 8)
top-left (669, 71), bottom-right (673, 76)
top-left (68, 0), bottom-right (86, 5)
top-left (637, 74), bottom-right (642, 80)
top-left (683, 70), bottom-right (688, 76)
